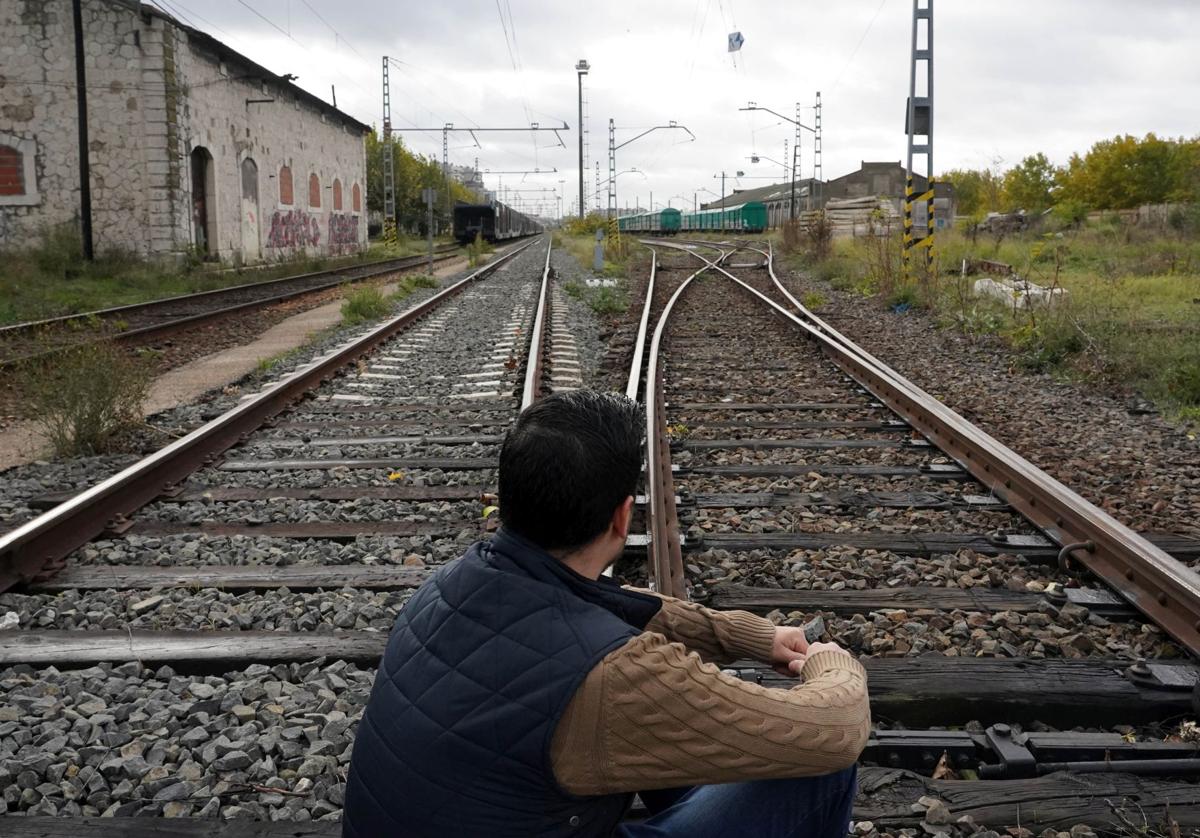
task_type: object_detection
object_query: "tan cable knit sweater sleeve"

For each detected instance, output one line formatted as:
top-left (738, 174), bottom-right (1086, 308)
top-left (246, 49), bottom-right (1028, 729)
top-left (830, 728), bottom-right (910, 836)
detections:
top-left (550, 632), bottom-right (871, 795)
top-left (639, 592), bottom-right (778, 665)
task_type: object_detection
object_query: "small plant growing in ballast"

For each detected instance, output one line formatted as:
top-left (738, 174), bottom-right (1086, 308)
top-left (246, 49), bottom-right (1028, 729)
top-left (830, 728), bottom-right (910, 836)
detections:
top-left (20, 339), bottom-right (152, 456)
top-left (340, 284), bottom-right (391, 325)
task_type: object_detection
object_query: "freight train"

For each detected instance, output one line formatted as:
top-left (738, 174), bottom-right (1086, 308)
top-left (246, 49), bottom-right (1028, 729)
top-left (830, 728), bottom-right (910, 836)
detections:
top-left (453, 201), bottom-right (543, 244)
top-left (617, 201), bottom-right (768, 235)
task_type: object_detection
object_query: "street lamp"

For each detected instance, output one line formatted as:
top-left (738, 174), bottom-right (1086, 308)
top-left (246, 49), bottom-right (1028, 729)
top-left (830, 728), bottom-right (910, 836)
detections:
top-left (714, 170), bottom-right (744, 210)
top-left (597, 168), bottom-right (646, 213)
top-left (740, 102), bottom-right (816, 218)
top-left (607, 120), bottom-right (695, 218)
top-left (576, 60), bottom-right (589, 217)
top-left (694, 186), bottom-right (719, 211)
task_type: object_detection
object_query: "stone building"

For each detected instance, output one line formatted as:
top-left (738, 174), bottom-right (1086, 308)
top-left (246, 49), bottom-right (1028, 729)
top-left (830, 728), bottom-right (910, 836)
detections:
top-left (0, 0), bottom-right (370, 263)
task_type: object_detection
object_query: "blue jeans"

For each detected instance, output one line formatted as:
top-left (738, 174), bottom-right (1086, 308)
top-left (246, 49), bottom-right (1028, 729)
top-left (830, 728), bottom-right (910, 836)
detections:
top-left (617, 766), bottom-right (857, 838)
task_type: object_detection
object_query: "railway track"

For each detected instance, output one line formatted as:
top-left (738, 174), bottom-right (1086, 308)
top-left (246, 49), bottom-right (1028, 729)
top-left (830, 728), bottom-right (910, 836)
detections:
top-left (1, 233), bottom-right (1199, 831)
top-left (0, 245), bottom-right (468, 368)
top-left (626, 238), bottom-right (1200, 826)
top-left (0, 235), bottom-right (576, 831)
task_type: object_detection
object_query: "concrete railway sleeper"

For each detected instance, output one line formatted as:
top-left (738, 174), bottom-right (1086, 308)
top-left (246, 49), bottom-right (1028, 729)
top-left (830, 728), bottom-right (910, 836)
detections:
top-left (626, 237), bottom-right (1200, 814)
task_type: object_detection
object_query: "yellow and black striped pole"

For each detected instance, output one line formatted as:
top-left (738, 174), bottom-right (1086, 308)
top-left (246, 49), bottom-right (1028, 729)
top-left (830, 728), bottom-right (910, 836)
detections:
top-left (925, 177), bottom-right (935, 269)
top-left (903, 175), bottom-right (914, 281)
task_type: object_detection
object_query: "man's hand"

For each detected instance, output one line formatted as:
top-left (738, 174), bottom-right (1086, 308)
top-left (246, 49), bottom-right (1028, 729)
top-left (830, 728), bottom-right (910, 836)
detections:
top-left (785, 641), bottom-right (853, 676)
top-left (769, 626), bottom-right (809, 676)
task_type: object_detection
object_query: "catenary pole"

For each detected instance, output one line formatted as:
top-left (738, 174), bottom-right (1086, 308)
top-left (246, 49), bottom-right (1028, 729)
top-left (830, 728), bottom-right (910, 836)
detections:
top-left (72, 0), bottom-right (94, 260)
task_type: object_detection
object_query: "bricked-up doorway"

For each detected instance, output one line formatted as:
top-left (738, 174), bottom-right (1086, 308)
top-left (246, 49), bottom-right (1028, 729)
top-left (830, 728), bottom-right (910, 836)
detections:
top-left (190, 146), bottom-right (217, 259)
top-left (240, 157), bottom-right (261, 263)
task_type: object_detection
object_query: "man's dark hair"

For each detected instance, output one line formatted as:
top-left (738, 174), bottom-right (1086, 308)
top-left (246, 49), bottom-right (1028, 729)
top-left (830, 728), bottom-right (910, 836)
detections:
top-left (498, 390), bottom-right (643, 551)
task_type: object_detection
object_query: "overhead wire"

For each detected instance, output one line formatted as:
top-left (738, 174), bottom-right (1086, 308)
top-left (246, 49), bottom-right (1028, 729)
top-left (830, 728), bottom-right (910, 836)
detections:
top-left (828, 0), bottom-right (889, 93)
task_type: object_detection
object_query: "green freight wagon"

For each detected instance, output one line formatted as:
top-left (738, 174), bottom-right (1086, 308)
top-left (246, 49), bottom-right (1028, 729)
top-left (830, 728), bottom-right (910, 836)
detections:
top-left (616, 208), bottom-right (682, 234)
top-left (680, 201), bottom-right (767, 233)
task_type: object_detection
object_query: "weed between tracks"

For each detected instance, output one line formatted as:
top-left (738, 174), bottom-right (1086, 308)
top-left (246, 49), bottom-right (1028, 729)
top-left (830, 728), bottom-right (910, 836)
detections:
top-left (340, 274), bottom-right (442, 327)
top-left (556, 230), bottom-right (637, 316)
top-left (16, 338), bottom-right (153, 456)
top-left (784, 219), bottom-right (1200, 420)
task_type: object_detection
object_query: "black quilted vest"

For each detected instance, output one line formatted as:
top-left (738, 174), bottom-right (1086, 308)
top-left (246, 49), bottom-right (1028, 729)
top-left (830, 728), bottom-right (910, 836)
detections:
top-left (343, 528), bottom-right (663, 837)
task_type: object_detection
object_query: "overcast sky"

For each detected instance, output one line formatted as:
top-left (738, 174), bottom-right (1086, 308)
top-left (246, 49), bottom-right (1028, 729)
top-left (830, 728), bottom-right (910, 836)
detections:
top-left (156, 0), bottom-right (1200, 216)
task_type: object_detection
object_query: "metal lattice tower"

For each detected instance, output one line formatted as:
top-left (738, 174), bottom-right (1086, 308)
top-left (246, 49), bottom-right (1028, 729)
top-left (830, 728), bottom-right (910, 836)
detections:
top-left (794, 102), bottom-right (802, 208)
top-left (607, 118), bottom-right (616, 219)
top-left (783, 138), bottom-right (788, 184)
top-left (381, 56), bottom-right (396, 240)
top-left (904, 0), bottom-right (934, 272)
top-left (814, 91), bottom-right (823, 204)
top-left (594, 161), bottom-right (601, 212)
top-left (442, 123), bottom-right (452, 228)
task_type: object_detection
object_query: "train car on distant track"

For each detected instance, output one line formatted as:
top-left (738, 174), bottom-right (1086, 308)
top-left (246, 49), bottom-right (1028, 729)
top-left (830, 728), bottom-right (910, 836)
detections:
top-left (453, 201), bottom-right (543, 244)
top-left (616, 208), bottom-right (682, 235)
top-left (680, 201), bottom-right (768, 233)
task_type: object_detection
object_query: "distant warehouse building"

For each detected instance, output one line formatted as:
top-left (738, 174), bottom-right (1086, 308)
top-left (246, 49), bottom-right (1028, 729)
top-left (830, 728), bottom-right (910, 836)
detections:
top-left (824, 161), bottom-right (955, 226)
top-left (0, 0), bottom-right (370, 263)
top-left (700, 162), bottom-right (955, 231)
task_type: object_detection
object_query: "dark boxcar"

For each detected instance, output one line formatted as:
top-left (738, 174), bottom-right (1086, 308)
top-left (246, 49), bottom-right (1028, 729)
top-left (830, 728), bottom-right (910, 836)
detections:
top-left (453, 204), bottom-right (496, 244)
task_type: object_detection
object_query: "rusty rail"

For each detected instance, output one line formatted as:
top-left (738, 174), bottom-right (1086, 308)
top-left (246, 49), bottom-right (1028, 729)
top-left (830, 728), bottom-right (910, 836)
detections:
top-left (624, 247), bottom-right (657, 402)
top-left (640, 245), bottom-right (732, 598)
top-left (0, 238), bottom-right (541, 593)
top-left (520, 238), bottom-right (554, 411)
top-left (718, 241), bottom-right (1200, 658)
top-left (0, 247), bottom-right (463, 339)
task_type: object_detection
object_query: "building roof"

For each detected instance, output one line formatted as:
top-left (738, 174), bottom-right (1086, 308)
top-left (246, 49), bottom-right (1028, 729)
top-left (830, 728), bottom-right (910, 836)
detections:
top-left (137, 2), bottom-right (372, 135)
top-left (699, 178), bottom-right (821, 210)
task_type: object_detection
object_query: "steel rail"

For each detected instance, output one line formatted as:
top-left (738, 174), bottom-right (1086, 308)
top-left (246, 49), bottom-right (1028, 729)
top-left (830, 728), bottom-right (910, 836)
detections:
top-left (706, 239), bottom-right (1200, 658)
top-left (642, 245), bottom-right (731, 598)
top-left (0, 238), bottom-right (541, 593)
top-left (624, 247), bottom-right (657, 402)
top-left (520, 238), bottom-right (555, 411)
top-left (0, 249), bottom-right (472, 369)
top-left (0, 247), bottom-right (463, 337)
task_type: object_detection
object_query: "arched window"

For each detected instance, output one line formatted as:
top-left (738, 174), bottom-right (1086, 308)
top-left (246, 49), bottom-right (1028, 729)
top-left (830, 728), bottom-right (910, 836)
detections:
top-left (332, 178), bottom-right (343, 211)
top-left (352, 182), bottom-right (362, 213)
top-left (278, 165), bottom-right (293, 205)
top-left (309, 173), bottom-right (321, 208)
top-left (0, 145), bottom-right (24, 196)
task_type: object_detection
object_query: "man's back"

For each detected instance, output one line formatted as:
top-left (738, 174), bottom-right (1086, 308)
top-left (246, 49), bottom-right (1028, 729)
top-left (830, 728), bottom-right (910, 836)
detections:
top-left (343, 391), bottom-right (868, 838)
top-left (343, 531), bottom-right (648, 837)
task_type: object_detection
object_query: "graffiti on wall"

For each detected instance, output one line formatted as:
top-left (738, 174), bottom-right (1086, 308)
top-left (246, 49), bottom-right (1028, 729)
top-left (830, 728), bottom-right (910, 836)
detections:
top-left (328, 213), bottom-right (359, 252)
top-left (266, 209), bottom-right (320, 249)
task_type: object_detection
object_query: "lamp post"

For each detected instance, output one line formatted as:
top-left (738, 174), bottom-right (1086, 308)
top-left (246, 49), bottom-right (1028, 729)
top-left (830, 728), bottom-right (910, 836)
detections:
top-left (695, 186), bottom-right (719, 211)
top-left (575, 60), bottom-right (589, 217)
top-left (608, 120), bottom-right (695, 218)
top-left (740, 102), bottom-right (816, 219)
top-left (596, 167), bottom-right (646, 215)
top-left (714, 171), bottom-right (744, 211)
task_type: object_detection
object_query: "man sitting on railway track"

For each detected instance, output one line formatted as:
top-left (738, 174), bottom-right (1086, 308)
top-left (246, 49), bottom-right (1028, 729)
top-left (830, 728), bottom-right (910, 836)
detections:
top-left (344, 391), bottom-right (869, 838)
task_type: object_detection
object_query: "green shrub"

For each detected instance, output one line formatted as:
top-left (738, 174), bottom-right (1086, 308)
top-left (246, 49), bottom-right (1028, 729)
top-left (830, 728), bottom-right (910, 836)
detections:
top-left (20, 339), bottom-right (152, 456)
top-left (800, 291), bottom-right (826, 310)
top-left (1009, 318), bottom-right (1084, 372)
top-left (341, 285), bottom-right (391, 325)
top-left (587, 285), bottom-right (628, 315)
